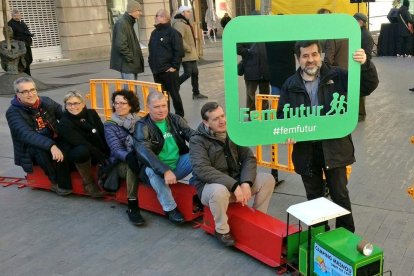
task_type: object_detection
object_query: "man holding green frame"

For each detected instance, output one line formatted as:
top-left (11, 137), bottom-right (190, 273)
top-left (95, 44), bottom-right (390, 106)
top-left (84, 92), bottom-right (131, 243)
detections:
top-left (277, 40), bottom-right (378, 233)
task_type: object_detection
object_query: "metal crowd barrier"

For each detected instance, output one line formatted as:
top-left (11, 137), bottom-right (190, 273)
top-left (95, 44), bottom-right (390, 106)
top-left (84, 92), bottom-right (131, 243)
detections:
top-left (407, 136), bottom-right (414, 199)
top-left (255, 94), bottom-right (295, 173)
top-left (254, 94), bottom-right (352, 178)
top-left (85, 79), bottom-right (164, 120)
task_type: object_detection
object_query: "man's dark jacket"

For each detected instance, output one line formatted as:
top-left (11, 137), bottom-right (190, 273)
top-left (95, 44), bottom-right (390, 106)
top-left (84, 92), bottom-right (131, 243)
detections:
top-left (6, 96), bottom-right (62, 173)
top-left (277, 61), bottom-right (379, 176)
top-left (397, 5), bottom-right (414, 37)
top-left (148, 23), bottom-right (184, 75)
top-left (361, 27), bottom-right (374, 60)
top-left (189, 123), bottom-right (257, 198)
top-left (8, 19), bottom-right (33, 46)
top-left (110, 12), bottom-right (144, 74)
top-left (133, 113), bottom-right (194, 176)
top-left (265, 41), bottom-right (296, 88)
top-left (237, 43), bottom-right (270, 81)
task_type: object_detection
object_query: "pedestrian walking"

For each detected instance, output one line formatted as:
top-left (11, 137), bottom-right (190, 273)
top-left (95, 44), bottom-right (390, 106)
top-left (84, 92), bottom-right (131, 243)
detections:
top-left (109, 0), bottom-right (144, 80)
top-left (172, 6), bottom-right (208, 100)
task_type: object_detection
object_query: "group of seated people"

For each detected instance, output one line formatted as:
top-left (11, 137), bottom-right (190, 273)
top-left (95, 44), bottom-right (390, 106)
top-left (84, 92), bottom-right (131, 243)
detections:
top-left (6, 76), bottom-right (275, 247)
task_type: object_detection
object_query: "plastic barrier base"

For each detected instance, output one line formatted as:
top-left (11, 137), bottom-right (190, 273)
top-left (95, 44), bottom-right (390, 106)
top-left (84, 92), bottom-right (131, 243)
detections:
top-left (25, 166), bottom-right (202, 222)
top-left (201, 204), bottom-right (299, 267)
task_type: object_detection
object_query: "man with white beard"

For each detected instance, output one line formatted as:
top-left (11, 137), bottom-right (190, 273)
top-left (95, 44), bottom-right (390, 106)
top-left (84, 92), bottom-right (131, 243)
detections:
top-left (277, 40), bottom-right (379, 233)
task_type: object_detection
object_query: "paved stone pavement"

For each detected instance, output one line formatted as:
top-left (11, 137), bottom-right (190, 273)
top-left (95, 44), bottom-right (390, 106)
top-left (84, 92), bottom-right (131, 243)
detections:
top-left (0, 42), bottom-right (414, 275)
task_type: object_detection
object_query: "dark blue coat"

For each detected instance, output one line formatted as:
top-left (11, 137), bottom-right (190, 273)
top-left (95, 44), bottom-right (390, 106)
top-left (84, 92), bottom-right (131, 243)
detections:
top-left (6, 96), bottom-right (62, 173)
top-left (104, 121), bottom-right (131, 164)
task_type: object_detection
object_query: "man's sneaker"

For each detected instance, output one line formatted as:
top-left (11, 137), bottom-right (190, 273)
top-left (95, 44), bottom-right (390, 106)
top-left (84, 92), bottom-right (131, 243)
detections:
top-left (409, 88), bottom-right (414, 92)
top-left (214, 231), bottom-right (235, 247)
top-left (166, 208), bottom-right (184, 224)
top-left (56, 187), bottom-right (72, 196)
top-left (192, 93), bottom-right (208, 100)
top-left (50, 183), bottom-right (58, 193)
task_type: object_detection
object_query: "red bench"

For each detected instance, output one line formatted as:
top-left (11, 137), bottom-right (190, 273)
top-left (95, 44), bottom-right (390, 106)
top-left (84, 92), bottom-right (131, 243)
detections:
top-left (25, 166), bottom-right (203, 222)
top-left (201, 204), bottom-right (299, 268)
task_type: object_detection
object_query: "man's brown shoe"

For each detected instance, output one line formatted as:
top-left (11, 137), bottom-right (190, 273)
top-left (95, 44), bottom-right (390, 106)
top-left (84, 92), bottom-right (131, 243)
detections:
top-left (214, 231), bottom-right (235, 247)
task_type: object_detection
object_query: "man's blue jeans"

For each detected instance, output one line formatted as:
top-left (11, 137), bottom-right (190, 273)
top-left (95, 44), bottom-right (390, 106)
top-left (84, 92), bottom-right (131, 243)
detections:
top-left (271, 86), bottom-right (281, 95)
top-left (145, 153), bottom-right (192, 212)
top-left (121, 72), bottom-right (138, 80)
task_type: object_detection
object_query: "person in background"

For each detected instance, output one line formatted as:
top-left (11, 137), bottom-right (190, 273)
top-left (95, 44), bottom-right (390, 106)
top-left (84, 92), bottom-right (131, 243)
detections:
top-left (8, 9), bottom-right (34, 76)
top-left (237, 11), bottom-right (270, 112)
top-left (6, 77), bottom-right (72, 196)
top-left (58, 91), bottom-right (107, 198)
top-left (134, 92), bottom-right (195, 224)
top-left (264, 39), bottom-right (296, 186)
top-left (205, 8), bottom-right (218, 40)
top-left (220, 13), bottom-right (231, 29)
top-left (190, 102), bottom-right (275, 246)
top-left (172, 6), bottom-right (208, 100)
top-left (397, 0), bottom-right (414, 57)
top-left (110, 0), bottom-right (144, 80)
top-left (148, 9), bottom-right (185, 118)
top-left (354, 13), bottom-right (375, 122)
top-left (104, 90), bottom-right (145, 226)
top-left (316, 8), bottom-right (332, 53)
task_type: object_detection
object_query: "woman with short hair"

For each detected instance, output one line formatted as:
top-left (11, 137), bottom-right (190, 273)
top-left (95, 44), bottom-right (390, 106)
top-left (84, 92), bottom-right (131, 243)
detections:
top-left (58, 91), bottom-right (108, 197)
top-left (104, 90), bottom-right (145, 226)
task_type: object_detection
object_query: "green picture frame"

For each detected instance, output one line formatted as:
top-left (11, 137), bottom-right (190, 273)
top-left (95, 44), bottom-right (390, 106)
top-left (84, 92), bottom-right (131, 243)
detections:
top-left (223, 14), bottom-right (361, 146)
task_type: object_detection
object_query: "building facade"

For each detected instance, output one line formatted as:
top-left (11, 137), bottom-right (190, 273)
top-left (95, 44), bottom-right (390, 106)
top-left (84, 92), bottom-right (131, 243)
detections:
top-left (0, 0), bottom-right (241, 63)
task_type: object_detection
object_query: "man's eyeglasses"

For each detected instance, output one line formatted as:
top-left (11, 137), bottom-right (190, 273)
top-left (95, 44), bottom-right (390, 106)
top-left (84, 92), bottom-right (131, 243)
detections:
top-left (66, 102), bottom-right (82, 107)
top-left (17, 88), bottom-right (37, 95)
top-left (113, 102), bottom-right (129, 106)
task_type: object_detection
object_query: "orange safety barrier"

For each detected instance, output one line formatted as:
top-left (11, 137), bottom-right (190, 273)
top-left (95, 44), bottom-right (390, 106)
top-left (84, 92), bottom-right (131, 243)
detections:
top-left (254, 94), bottom-right (352, 178)
top-left (85, 79), bottom-right (164, 120)
top-left (407, 136), bottom-right (414, 199)
top-left (255, 94), bottom-right (295, 173)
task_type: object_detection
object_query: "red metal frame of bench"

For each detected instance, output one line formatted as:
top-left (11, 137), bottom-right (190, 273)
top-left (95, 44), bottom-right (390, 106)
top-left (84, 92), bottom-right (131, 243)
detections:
top-left (25, 166), bottom-right (203, 222)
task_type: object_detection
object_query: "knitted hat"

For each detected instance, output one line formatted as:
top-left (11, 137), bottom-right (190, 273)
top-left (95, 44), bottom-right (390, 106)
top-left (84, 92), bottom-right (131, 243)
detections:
top-left (127, 1), bottom-right (142, 13)
top-left (178, 6), bottom-right (192, 14)
top-left (353, 13), bottom-right (367, 24)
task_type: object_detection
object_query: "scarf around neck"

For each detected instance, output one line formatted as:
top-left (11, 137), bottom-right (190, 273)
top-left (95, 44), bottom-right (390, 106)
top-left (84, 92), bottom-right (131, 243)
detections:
top-left (110, 112), bottom-right (140, 134)
top-left (111, 113), bottom-right (141, 150)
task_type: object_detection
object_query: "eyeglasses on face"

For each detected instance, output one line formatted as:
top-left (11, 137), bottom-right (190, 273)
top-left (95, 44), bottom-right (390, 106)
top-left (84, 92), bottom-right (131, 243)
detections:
top-left (17, 88), bottom-right (37, 95)
top-left (113, 102), bottom-right (129, 106)
top-left (65, 102), bottom-right (82, 107)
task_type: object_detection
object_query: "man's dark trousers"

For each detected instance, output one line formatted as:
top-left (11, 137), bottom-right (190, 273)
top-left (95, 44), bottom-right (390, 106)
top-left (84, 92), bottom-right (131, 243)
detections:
top-left (28, 146), bottom-right (72, 190)
top-left (179, 61), bottom-right (200, 96)
top-left (300, 142), bottom-right (355, 233)
top-left (153, 70), bottom-right (185, 117)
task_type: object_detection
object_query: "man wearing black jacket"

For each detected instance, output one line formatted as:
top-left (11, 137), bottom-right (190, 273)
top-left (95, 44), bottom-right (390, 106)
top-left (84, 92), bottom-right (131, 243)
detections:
top-left (8, 9), bottom-right (34, 76)
top-left (134, 92), bottom-right (195, 224)
top-left (148, 9), bottom-right (185, 117)
top-left (6, 77), bottom-right (72, 196)
top-left (397, 0), bottom-right (414, 57)
top-left (109, 1), bottom-right (144, 80)
top-left (277, 41), bottom-right (379, 233)
top-left (354, 13), bottom-right (376, 122)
